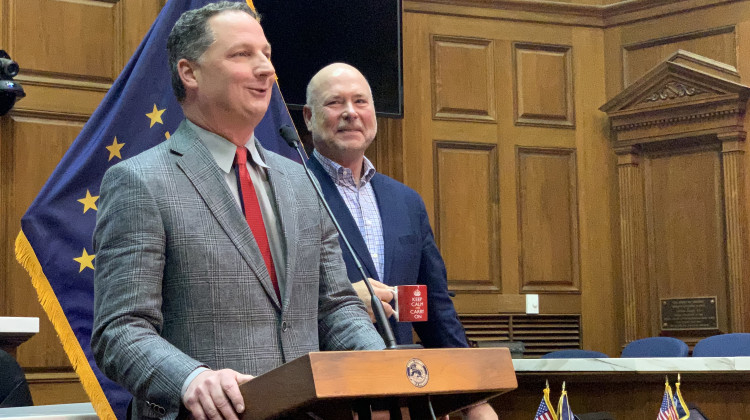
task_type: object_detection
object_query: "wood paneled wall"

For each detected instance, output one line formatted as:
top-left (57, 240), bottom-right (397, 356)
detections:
top-left (3, 0), bottom-right (750, 408)
top-left (400, 0), bottom-right (750, 357)
top-left (401, 4), bottom-right (618, 354)
top-left (0, 0), bottom-right (161, 405)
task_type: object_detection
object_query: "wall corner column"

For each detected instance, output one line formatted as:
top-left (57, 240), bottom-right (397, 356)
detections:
top-left (719, 133), bottom-right (748, 331)
top-left (615, 147), bottom-right (649, 344)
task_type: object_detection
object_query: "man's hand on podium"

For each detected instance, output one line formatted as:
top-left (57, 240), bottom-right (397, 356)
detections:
top-left (182, 368), bottom-right (254, 420)
top-left (352, 278), bottom-right (396, 321)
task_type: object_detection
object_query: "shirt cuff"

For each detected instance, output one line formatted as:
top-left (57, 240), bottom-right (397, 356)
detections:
top-left (181, 367), bottom-right (210, 397)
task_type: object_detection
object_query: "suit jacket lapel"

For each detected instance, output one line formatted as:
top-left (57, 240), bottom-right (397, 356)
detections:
top-left (308, 156), bottom-right (379, 280)
top-left (171, 122), bottom-right (281, 309)
top-left (371, 175), bottom-right (401, 284)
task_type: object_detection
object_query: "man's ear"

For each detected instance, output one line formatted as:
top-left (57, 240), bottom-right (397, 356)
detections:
top-left (302, 105), bottom-right (313, 130)
top-left (177, 58), bottom-right (199, 91)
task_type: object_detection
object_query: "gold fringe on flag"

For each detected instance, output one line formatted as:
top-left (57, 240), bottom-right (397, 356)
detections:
top-left (15, 230), bottom-right (116, 420)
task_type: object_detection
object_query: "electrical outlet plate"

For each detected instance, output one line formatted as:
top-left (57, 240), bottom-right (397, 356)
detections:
top-left (526, 294), bottom-right (539, 314)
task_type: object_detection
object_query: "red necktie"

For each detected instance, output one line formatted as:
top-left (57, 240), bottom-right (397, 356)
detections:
top-left (234, 147), bottom-right (280, 301)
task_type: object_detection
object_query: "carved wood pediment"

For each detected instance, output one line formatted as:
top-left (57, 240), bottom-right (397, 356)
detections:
top-left (600, 50), bottom-right (750, 151)
top-left (638, 80), bottom-right (712, 105)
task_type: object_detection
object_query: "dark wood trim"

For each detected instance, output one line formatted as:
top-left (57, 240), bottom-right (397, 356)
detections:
top-left (404, 0), bottom-right (736, 28)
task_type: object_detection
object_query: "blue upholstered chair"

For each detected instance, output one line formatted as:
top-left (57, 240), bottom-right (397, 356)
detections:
top-left (692, 333), bottom-right (750, 357)
top-left (621, 337), bottom-right (689, 357)
top-left (541, 349), bottom-right (609, 359)
top-left (0, 349), bottom-right (33, 408)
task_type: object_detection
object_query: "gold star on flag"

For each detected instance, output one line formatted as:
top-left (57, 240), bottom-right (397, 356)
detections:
top-left (106, 137), bottom-right (125, 161)
top-left (73, 249), bottom-right (95, 272)
top-left (77, 189), bottom-right (99, 213)
top-left (146, 104), bottom-right (166, 128)
top-left (165, 131), bottom-right (171, 140)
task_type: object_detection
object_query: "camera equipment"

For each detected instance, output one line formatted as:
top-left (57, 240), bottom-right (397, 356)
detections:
top-left (0, 50), bottom-right (25, 116)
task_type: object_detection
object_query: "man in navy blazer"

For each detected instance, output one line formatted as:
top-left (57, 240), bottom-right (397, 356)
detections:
top-left (303, 63), bottom-right (497, 419)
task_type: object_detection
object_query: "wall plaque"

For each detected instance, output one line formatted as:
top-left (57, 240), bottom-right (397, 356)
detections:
top-left (660, 297), bottom-right (718, 331)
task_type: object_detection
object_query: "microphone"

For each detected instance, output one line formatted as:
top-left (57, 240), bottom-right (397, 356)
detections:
top-left (279, 125), bottom-right (398, 349)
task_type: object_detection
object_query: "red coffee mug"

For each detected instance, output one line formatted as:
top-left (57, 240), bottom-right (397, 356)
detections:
top-left (393, 285), bottom-right (428, 322)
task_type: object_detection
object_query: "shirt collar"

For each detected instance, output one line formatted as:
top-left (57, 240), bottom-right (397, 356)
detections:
top-left (186, 119), bottom-right (270, 174)
top-left (313, 149), bottom-right (376, 188)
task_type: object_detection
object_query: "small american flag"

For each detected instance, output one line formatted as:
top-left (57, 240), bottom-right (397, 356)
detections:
top-left (534, 384), bottom-right (558, 420)
top-left (658, 383), bottom-right (680, 420)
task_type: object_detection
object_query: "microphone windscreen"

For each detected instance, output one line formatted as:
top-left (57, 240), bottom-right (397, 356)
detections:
top-left (279, 125), bottom-right (300, 147)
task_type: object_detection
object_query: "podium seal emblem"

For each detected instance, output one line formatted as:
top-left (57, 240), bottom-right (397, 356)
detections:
top-left (405, 358), bottom-right (429, 387)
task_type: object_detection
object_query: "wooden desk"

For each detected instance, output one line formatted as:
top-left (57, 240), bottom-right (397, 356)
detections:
top-left (0, 317), bottom-right (39, 357)
top-left (487, 357), bottom-right (750, 419)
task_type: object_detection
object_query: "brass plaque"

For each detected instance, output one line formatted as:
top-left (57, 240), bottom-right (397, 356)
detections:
top-left (661, 297), bottom-right (718, 331)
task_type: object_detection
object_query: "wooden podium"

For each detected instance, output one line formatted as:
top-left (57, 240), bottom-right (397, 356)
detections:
top-left (239, 347), bottom-right (517, 419)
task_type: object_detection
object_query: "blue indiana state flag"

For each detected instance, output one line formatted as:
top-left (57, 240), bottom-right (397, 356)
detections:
top-left (672, 377), bottom-right (690, 420)
top-left (534, 384), bottom-right (559, 420)
top-left (557, 385), bottom-right (575, 420)
top-left (15, 1), bottom-right (297, 418)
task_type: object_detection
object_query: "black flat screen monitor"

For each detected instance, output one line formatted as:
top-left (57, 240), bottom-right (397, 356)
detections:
top-left (254, 0), bottom-right (403, 118)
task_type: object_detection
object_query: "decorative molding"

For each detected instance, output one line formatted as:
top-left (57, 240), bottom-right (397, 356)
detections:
top-left (25, 371), bottom-right (80, 384)
top-left (516, 147), bottom-right (580, 294)
top-left (433, 140), bottom-right (500, 291)
top-left (404, 0), bottom-right (736, 28)
top-left (512, 43), bottom-right (575, 128)
top-left (641, 82), bottom-right (705, 103)
top-left (600, 50), bottom-right (750, 148)
top-left (616, 152), bottom-right (649, 343)
top-left (7, 110), bottom-right (92, 124)
top-left (721, 141), bottom-right (748, 331)
top-left (431, 35), bottom-right (497, 123)
top-left (611, 108), bottom-right (742, 132)
top-left (15, 72), bottom-right (113, 93)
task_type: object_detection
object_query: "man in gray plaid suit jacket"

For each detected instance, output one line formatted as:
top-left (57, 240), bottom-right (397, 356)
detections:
top-left (91, 3), bottom-right (385, 420)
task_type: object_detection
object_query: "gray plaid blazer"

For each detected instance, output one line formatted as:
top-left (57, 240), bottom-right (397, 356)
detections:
top-left (91, 121), bottom-right (384, 419)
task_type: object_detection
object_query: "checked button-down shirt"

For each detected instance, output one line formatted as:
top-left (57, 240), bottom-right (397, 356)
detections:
top-left (314, 149), bottom-right (385, 281)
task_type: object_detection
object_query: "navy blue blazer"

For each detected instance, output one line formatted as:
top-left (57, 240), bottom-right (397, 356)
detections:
top-left (308, 156), bottom-right (468, 348)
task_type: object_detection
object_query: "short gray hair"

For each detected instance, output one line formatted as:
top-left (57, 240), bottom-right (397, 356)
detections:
top-left (166, 1), bottom-right (259, 102)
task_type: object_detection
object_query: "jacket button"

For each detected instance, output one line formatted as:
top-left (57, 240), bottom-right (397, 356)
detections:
top-left (281, 321), bottom-right (289, 332)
